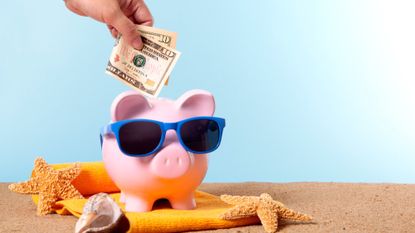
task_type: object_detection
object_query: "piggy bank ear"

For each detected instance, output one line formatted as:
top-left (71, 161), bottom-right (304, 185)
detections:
top-left (111, 91), bottom-right (151, 121)
top-left (176, 89), bottom-right (215, 116)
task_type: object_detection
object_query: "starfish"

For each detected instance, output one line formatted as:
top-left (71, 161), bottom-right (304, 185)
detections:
top-left (9, 157), bottom-right (84, 215)
top-left (220, 193), bottom-right (312, 233)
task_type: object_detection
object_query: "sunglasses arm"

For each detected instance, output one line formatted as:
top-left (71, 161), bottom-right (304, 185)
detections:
top-left (100, 125), bottom-right (114, 138)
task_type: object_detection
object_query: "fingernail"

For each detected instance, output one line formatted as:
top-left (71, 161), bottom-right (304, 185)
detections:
top-left (132, 38), bottom-right (143, 50)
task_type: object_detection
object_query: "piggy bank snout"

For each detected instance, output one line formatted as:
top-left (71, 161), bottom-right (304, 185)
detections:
top-left (150, 143), bottom-right (192, 179)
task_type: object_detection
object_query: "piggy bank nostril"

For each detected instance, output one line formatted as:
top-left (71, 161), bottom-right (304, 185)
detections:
top-left (160, 157), bottom-right (186, 166)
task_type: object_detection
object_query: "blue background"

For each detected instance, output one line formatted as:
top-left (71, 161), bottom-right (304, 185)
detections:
top-left (1, 1), bottom-right (415, 182)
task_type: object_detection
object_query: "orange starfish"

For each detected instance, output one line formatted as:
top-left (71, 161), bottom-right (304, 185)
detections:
top-left (220, 193), bottom-right (312, 233)
top-left (9, 157), bottom-right (84, 215)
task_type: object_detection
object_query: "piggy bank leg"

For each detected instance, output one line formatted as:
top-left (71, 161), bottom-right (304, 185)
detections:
top-left (125, 195), bottom-right (154, 212)
top-left (119, 192), bottom-right (126, 203)
top-left (169, 193), bottom-right (196, 210)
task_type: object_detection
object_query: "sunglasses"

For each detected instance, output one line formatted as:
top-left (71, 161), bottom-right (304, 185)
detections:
top-left (100, 116), bottom-right (226, 157)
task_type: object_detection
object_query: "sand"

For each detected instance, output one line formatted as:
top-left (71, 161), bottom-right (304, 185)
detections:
top-left (1, 182), bottom-right (415, 232)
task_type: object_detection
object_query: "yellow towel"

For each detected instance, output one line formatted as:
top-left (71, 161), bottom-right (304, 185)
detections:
top-left (51, 162), bottom-right (119, 195)
top-left (32, 162), bottom-right (259, 232)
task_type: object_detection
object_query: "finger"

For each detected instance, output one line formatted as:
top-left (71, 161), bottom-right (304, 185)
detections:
top-left (65, 1), bottom-right (86, 16)
top-left (108, 9), bottom-right (142, 49)
top-left (107, 25), bottom-right (118, 38)
top-left (107, 27), bottom-right (118, 39)
top-left (111, 28), bottom-right (119, 38)
top-left (133, 2), bottom-right (154, 26)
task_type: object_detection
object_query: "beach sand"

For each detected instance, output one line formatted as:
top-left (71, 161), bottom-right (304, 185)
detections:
top-left (1, 182), bottom-right (414, 232)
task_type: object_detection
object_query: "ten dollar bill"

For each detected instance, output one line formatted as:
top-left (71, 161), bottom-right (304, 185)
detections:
top-left (106, 36), bottom-right (181, 97)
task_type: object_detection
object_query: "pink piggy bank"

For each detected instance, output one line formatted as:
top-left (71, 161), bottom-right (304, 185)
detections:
top-left (101, 89), bottom-right (225, 212)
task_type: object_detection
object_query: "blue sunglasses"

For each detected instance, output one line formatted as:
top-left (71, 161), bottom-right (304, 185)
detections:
top-left (101, 116), bottom-right (226, 157)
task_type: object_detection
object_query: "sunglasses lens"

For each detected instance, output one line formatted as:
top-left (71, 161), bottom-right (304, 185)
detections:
top-left (118, 121), bottom-right (162, 155)
top-left (180, 119), bottom-right (220, 153)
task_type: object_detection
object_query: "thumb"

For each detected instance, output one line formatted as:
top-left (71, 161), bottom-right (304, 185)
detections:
top-left (109, 10), bottom-right (142, 49)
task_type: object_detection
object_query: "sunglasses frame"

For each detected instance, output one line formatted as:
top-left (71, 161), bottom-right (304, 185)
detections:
top-left (100, 116), bottom-right (226, 157)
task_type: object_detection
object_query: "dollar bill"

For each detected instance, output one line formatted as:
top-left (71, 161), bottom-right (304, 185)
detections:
top-left (137, 25), bottom-right (177, 48)
top-left (106, 36), bottom-right (181, 97)
top-left (137, 25), bottom-right (177, 85)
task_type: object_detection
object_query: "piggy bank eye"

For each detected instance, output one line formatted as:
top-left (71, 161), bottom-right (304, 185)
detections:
top-left (208, 122), bottom-right (219, 131)
top-left (180, 119), bottom-right (221, 153)
top-left (196, 121), bottom-right (218, 132)
top-left (119, 121), bottom-right (163, 155)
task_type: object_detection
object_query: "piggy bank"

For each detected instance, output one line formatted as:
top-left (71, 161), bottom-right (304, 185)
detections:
top-left (100, 90), bottom-right (225, 212)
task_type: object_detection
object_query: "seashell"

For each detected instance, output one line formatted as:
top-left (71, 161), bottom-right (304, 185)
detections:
top-left (75, 193), bottom-right (130, 233)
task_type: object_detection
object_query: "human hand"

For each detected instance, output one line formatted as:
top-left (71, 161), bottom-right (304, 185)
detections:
top-left (65, 0), bottom-right (153, 49)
